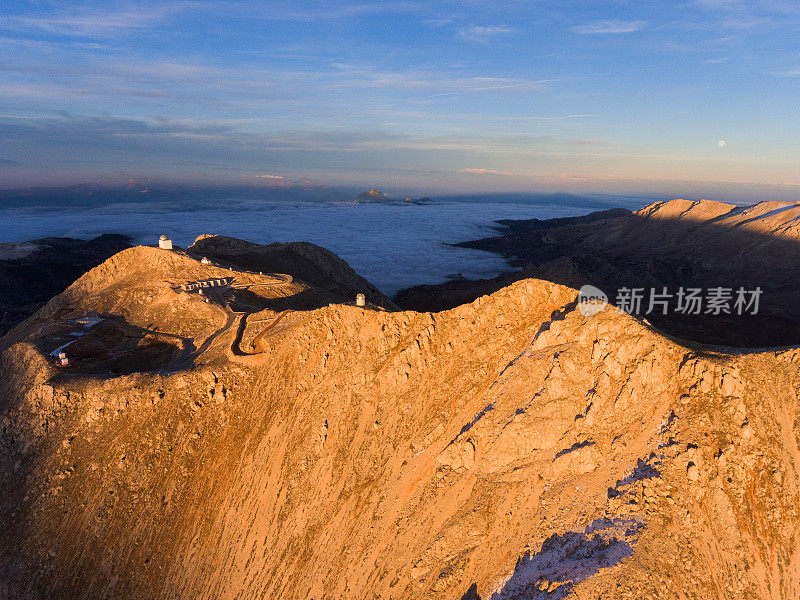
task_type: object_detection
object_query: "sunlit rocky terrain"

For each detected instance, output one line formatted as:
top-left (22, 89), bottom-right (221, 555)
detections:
top-left (1, 200), bottom-right (799, 599)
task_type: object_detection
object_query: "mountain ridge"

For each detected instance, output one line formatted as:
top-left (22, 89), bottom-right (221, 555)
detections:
top-left (1, 221), bottom-right (799, 598)
top-left (396, 198), bottom-right (800, 347)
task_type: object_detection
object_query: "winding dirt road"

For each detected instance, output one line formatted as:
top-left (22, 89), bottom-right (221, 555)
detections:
top-left (232, 310), bottom-right (291, 357)
top-left (159, 254), bottom-right (297, 367)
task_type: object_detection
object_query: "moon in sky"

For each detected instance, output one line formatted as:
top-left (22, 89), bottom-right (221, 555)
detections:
top-left (718, 140), bottom-right (726, 147)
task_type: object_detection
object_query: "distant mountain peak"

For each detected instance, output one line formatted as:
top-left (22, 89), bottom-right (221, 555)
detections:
top-left (355, 188), bottom-right (391, 202)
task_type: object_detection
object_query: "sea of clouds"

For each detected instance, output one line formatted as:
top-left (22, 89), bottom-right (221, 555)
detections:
top-left (0, 195), bottom-right (647, 295)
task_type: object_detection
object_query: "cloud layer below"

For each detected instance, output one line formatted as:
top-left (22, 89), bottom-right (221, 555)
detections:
top-left (0, 195), bottom-right (636, 294)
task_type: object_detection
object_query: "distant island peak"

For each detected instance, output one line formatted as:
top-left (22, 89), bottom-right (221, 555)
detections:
top-left (352, 189), bottom-right (432, 205)
top-left (355, 188), bottom-right (391, 202)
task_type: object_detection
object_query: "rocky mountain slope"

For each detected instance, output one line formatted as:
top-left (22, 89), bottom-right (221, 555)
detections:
top-left (396, 199), bottom-right (800, 347)
top-left (1, 235), bottom-right (799, 599)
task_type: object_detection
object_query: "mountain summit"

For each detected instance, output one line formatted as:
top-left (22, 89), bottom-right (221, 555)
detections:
top-left (354, 188), bottom-right (391, 202)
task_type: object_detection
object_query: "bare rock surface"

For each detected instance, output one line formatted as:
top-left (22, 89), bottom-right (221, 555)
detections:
top-left (1, 236), bottom-right (799, 599)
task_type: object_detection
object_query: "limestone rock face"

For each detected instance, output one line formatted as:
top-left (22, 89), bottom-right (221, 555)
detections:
top-left (550, 198), bottom-right (800, 272)
top-left (1, 241), bottom-right (799, 600)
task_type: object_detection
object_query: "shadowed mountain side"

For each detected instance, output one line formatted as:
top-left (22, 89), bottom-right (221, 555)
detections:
top-left (190, 235), bottom-right (396, 309)
top-left (0, 234), bottom-right (132, 335)
top-left (395, 200), bottom-right (800, 347)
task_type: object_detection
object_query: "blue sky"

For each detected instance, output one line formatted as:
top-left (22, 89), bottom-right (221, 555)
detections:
top-left (1, 0), bottom-right (799, 197)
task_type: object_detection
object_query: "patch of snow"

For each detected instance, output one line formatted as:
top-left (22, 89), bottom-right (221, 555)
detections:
top-left (491, 517), bottom-right (644, 599)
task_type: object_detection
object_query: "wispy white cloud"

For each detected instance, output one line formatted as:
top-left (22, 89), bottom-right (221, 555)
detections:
top-left (0, 113), bottom-right (615, 174)
top-left (720, 15), bottom-right (766, 28)
top-left (0, 7), bottom-right (176, 37)
top-left (2, 1), bottom-right (798, 189)
top-left (457, 25), bottom-right (513, 43)
top-left (458, 168), bottom-right (513, 176)
top-left (245, 1), bottom-right (424, 21)
top-left (328, 63), bottom-right (543, 97)
top-left (423, 17), bottom-right (454, 27)
top-left (572, 20), bottom-right (645, 34)
top-left (691, 0), bottom-right (793, 31)
top-left (695, 0), bottom-right (744, 8)
top-left (516, 114), bottom-right (592, 121)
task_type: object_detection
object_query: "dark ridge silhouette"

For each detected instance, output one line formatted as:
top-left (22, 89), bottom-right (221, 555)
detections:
top-left (394, 203), bottom-right (800, 348)
top-left (189, 235), bottom-right (396, 310)
top-left (0, 234), bottom-right (131, 335)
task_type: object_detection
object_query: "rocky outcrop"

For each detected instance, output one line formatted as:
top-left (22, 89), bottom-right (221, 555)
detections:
top-left (1, 241), bottom-right (799, 599)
